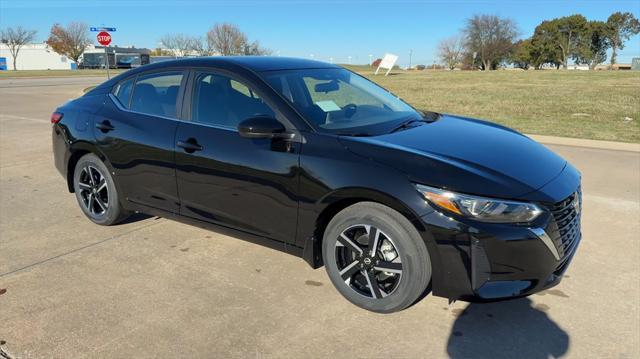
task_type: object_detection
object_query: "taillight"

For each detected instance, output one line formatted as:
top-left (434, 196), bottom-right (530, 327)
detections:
top-left (51, 112), bottom-right (63, 124)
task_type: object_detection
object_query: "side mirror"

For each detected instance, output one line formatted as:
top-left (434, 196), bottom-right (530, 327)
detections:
top-left (238, 115), bottom-right (286, 139)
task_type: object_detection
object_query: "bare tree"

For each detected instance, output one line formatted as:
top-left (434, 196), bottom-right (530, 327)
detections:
top-left (464, 15), bottom-right (519, 70)
top-left (46, 22), bottom-right (90, 64)
top-left (159, 33), bottom-right (195, 57)
top-left (243, 40), bottom-right (271, 56)
top-left (190, 36), bottom-right (215, 56)
top-left (207, 23), bottom-right (247, 56)
top-left (0, 26), bottom-right (37, 70)
top-left (438, 35), bottom-right (465, 70)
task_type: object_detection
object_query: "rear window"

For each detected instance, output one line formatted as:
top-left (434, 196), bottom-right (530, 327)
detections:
top-left (130, 71), bottom-right (183, 118)
top-left (113, 78), bottom-right (134, 108)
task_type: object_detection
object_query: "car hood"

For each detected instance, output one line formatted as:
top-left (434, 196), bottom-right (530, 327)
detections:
top-left (339, 114), bottom-right (568, 200)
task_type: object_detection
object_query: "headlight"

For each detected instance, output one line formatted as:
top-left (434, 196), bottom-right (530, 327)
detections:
top-left (415, 184), bottom-right (543, 223)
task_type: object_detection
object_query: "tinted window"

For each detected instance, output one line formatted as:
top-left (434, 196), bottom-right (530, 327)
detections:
top-left (192, 73), bottom-right (275, 128)
top-left (113, 78), bottom-right (134, 108)
top-left (130, 72), bottom-right (183, 118)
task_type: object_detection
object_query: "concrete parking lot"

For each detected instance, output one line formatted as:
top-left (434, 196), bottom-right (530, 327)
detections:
top-left (1, 76), bottom-right (638, 359)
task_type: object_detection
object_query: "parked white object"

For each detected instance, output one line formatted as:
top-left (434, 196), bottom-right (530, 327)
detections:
top-left (375, 53), bottom-right (398, 76)
top-left (0, 43), bottom-right (77, 70)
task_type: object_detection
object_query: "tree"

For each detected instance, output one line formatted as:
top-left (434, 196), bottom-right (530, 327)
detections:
top-left (159, 33), bottom-right (195, 57)
top-left (207, 23), bottom-right (247, 56)
top-left (533, 15), bottom-right (587, 69)
top-left (530, 21), bottom-right (565, 69)
top-left (46, 22), bottom-right (91, 64)
top-left (509, 39), bottom-right (534, 69)
top-left (150, 47), bottom-right (173, 56)
top-left (575, 21), bottom-right (610, 70)
top-left (243, 40), bottom-right (271, 56)
top-left (606, 12), bottom-right (640, 65)
top-left (556, 15), bottom-right (589, 69)
top-left (190, 36), bottom-right (215, 56)
top-left (437, 35), bottom-right (465, 70)
top-left (0, 26), bottom-right (37, 70)
top-left (206, 22), bottom-right (271, 56)
top-left (463, 15), bottom-right (519, 71)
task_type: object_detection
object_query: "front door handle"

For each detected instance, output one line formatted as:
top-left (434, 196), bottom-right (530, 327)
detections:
top-left (95, 120), bottom-right (115, 132)
top-left (177, 138), bottom-right (204, 153)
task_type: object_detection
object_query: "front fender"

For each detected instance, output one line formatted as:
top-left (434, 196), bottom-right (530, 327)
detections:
top-left (299, 184), bottom-right (443, 281)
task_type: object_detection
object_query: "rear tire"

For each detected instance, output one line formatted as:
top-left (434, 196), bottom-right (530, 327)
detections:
top-left (73, 153), bottom-right (130, 225)
top-left (322, 202), bottom-right (432, 313)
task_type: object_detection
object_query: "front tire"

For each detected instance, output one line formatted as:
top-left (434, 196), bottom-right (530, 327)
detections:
top-left (322, 202), bottom-right (432, 313)
top-left (73, 153), bottom-right (130, 225)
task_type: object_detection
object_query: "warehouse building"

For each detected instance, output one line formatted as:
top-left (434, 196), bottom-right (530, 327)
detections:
top-left (0, 42), bottom-right (75, 70)
top-left (0, 43), bottom-right (152, 70)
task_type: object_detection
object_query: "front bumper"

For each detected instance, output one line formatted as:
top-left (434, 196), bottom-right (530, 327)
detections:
top-left (421, 193), bottom-right (581, 302)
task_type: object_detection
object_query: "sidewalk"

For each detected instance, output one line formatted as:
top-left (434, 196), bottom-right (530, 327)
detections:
top-left (528, 134), bottom-right (640, 152)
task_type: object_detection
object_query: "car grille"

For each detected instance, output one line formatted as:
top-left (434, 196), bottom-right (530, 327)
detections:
top-left (547, 189), bottom-right (582, 267)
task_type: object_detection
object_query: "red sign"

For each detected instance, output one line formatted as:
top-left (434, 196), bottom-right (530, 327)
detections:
top-left (97, 31), bottom-right (111, 46)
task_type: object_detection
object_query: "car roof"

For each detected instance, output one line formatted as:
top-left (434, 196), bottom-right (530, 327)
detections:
top-left (96, 56), bottom-right (339, 90)
top-left (219, 56), bottom-right (338, 72)
top-left (152, 56), bottom-right (337, 72)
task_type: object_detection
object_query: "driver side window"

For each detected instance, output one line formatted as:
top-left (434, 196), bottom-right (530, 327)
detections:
top-left (191, 72), bottom-right (275, 128)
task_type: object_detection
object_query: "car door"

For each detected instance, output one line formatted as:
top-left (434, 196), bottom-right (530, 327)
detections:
top-left (174, 70), bottom-right (300, 243)
top-left (94, 70), bottom-right (186, 212)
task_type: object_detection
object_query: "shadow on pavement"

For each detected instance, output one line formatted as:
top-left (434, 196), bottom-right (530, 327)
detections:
top-left (446, 298), bottom-right (569, 359)
top-left (117, 212), bottom-right (152, 225)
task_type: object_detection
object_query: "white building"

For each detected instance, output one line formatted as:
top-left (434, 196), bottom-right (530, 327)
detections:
top-left (0, 43), bottom-right (76, 70)
top-left (566, 64), bottom-right (590, 71)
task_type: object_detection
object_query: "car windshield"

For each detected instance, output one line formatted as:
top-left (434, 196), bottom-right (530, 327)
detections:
top-left (262, 68), bottom-right (421, 136)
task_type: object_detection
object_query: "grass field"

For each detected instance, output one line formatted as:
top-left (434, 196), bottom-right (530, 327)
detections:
top-left (2, 67), bottom-right (639, 142)
top-left (347, 66), bottom-right (640, 143)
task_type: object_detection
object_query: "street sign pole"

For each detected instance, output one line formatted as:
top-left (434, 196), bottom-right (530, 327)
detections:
top-left (104, 46), bottom-right (110, 79)
top-left (96, 31), bottom-right (113, 79)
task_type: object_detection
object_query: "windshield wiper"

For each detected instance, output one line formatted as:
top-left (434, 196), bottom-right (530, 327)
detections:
top-left (389, 118), bottom-right (427, 133)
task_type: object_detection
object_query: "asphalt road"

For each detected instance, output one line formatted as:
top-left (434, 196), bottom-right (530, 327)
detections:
top-left (1, 76), bottom-right (638, 359)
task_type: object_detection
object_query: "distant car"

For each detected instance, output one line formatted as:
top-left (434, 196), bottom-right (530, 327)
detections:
top-left (51, 57), bottom-right (581, 313)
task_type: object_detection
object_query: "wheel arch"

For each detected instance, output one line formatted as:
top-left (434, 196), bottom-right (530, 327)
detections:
top-left (302, 187), bottom-right (441, 275)
top-left (66, 141), bottom-right (114, 193)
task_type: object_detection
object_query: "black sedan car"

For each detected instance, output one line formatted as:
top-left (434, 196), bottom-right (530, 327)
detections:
top-left (52, 57), bottom-right (581, 313)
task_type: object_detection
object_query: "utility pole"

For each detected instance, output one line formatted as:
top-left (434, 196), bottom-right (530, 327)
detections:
top-left (368, 54), bottom-right (373, 66)
top-left (409, 49), bottom-right (412, 69)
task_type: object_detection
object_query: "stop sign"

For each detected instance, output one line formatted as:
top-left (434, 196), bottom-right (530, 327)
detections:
top-left (97, 31), bottom-right (111, 46)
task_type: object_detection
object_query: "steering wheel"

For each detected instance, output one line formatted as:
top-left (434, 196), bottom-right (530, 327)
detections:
top-left (343, 103), bottom-right (358, 118)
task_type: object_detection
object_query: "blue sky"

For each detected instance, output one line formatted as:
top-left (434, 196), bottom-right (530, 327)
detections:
top-left (2, 0), bottom-right (639, 66)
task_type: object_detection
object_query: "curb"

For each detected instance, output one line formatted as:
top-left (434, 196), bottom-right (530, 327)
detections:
top-left (527, 134), bottom-right (640, 153)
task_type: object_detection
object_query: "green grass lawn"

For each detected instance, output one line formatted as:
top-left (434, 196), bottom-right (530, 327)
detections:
top-left (348, 67), bottom-right (640, 143)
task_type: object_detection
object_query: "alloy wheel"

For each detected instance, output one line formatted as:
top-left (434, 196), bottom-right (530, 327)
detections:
top-left (77, 165), bottom-right (109, 216)
top-left (335, 224), bottom-right (403, 299)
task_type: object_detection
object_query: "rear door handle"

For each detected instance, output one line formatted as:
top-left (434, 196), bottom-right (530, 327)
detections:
top-left (177, 138), bottom-right (204, 153)
top-left (95, 121), bottom-right (115, 132)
